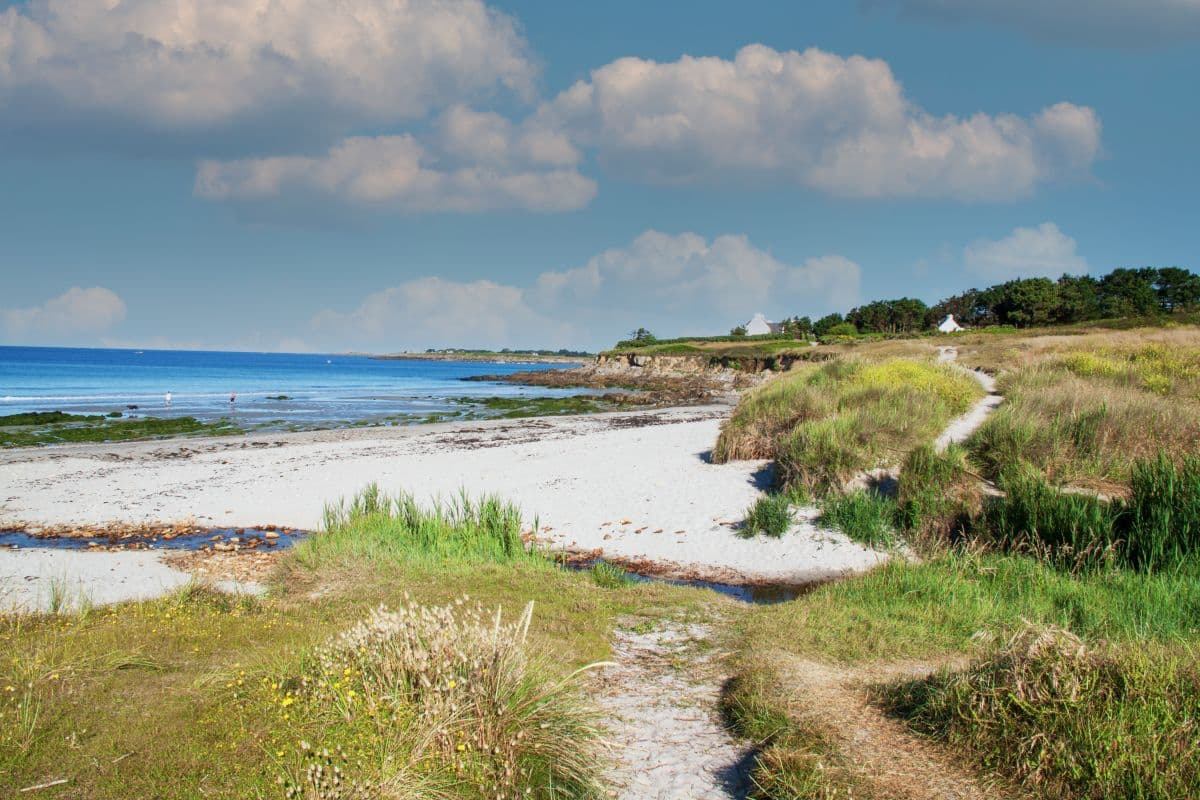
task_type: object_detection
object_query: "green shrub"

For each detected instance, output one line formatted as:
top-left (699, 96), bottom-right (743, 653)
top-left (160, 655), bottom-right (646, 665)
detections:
top-left (741, 494), bottom-right (794, 538)
top-left (819, 491), bottom-right (897, 548)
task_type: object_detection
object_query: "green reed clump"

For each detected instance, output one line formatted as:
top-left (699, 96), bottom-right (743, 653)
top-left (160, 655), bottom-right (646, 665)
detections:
top-left (883, 625), bottom-right (1200, 800)
top-left (982, 455), bottom-right (1200, 573)
top-left (819, 491), bottom-right (897, 548)
top-left (740, 494), bottom-right (794, 539)
top-left (589, 561), bottom-right (634, 588)
top-left (896, 444), bottom-right (981, 549)
top-left (298, 484), bottom-right (537, 567)
top-left (983, 466), bottom-right (1122, 570)
top-left (1124, 455), bottom-right (1200, 572)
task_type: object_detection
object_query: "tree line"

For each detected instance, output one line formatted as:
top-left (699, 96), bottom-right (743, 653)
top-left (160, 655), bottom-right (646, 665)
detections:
top-left (789, 266), bottom-right (1199, 337)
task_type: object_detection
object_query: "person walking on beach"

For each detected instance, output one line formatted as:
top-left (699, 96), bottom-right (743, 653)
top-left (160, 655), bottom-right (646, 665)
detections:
top-left (230, 390), bottom-right (237, 407)
top-left (165, 391), bottom-right (171, 409)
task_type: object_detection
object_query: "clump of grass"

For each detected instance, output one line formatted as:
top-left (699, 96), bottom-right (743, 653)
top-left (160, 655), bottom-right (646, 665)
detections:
top-left (968, 361), bottom-right (1200, 495)
top-left (290, 597), bottom-right (603, 798)
top-left (715, 358), bottom-right (982, 494)
top-left (299, 485), bottom-right (536, 568)
top-left (883, 625), bottom-right (1200, 799)
top-left (819, 491), bottom-right (897, 548)
top-left (982, 466), bottom-right (1122, 570)
top-left (723, 659), bottom-right (861, 799)
top-left (896, 444), bottom-right (981, 550)
top-left (981, 455), bottom-right (1200, 573)
top-left (1125, 454), bottom-right (1200, 572)
top-left (589, 561), bottom-right (634, 588)
top-left (740, 494), bottom-right (794, 539)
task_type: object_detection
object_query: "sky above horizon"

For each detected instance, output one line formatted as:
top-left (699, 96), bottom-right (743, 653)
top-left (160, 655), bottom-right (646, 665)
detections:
top-left (1, 0), bottom-right (1196, 353)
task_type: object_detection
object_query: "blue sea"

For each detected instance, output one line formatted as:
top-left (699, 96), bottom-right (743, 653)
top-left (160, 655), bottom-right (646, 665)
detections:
top-left (0, 346), bottom-right (583, 428)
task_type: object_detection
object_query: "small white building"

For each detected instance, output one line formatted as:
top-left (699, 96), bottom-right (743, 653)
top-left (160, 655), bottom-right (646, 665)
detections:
top-left (743, 312), bottom-right (783, 336)
top-left (937, 314), bottom-right (965, 333)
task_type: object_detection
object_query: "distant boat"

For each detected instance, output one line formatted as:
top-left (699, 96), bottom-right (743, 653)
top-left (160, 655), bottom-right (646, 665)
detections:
top-left (326, 359), bottom-right (332, 364)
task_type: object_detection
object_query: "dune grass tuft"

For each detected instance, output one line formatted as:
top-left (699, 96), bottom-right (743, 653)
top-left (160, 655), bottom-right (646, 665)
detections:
top-left (740, 494), bottom-right (794, 539)
top-left (297, 484), bottom-right (537, 568)
top-left (818, 491), bottom-right (896, 548)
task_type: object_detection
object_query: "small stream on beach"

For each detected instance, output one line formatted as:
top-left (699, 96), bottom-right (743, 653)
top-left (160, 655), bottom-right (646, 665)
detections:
top-left (0, 528), bottom-right (806, 604)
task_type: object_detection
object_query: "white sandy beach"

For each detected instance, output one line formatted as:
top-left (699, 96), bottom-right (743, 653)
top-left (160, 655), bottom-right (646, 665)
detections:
top-left (0, 406), bottom-right (886, 607)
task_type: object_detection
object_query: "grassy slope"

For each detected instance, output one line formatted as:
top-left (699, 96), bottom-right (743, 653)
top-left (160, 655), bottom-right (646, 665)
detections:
top-left (713, 357), bottom-right (982, 492)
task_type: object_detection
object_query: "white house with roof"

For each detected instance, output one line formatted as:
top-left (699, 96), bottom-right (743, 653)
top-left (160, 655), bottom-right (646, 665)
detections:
top-left (743, 312), bottom-right (784, 336)
top-left (937, 314), bottom-right (966, 333)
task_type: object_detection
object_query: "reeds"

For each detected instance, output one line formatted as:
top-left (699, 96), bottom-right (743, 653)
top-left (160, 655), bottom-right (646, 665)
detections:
top-left (299, 485), bottom-right (536, 567)
top-left (740, 494), bottom-right (794, 539)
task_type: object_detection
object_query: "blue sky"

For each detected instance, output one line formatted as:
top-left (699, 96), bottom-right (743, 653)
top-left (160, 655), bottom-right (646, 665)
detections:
top-left (0, 0), bottom-right (1196, 353)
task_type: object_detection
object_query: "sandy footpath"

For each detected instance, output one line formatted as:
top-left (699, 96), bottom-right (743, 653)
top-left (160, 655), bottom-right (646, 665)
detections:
top-left (0, 407), bottom-right (885, 592)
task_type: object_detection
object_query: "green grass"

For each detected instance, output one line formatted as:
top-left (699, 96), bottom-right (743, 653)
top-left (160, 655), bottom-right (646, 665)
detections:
top-left (0, 415), bottom-right (241, 447)
top-left (589, 561), bottom-right (634, 588)
top-left (895, 444), bottom-right (981, 548)
top-left (882, 628), bottom-right (1200, 799)
top-left (714, 358), bottom-right (982, 493)
top-left (818, 491), bottom-right (897, 548)
top-left (981, 455), bottom-right (1200, 573)
top-left (296, 484), bottom-right (537, 569)
top-left (737, 553), bottom-right (1200, 666)
top-left (740, 494), bottom-right (794, 539)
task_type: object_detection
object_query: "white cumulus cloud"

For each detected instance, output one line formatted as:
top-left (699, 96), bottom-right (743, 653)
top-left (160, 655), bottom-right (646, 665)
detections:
top-left (964, 222), bottom-right (1088, 281)
top-left (861, 0), bottom-right (1200, 47)
top-left (195, 106), bottom-right (596, 212)
top-left (538, 44), bottom-right (1102, 200)
top-left (311, 231), bottom-right (860, 351)
top-left (0, 0), bottom-right (535, 145)
top-left (2, 286), bottom-right (127, 343)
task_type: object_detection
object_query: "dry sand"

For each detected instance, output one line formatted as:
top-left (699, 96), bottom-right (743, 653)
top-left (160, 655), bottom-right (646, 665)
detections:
top-left (0, 407), bottom-right (886, 606)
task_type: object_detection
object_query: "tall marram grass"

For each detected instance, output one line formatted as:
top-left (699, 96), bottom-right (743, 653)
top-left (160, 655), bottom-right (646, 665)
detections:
top-left (883, 625), bottom-right (1200, 800)
top-left (982, 456), bottom-right (1200, 573)
top-left (282, 596), bottom-right (604, 799)
top-left (714, 359), bottom-right (982, 493)
top-left (969, 358), bottom-right (1200, 496)
top-left (295, 484), bottom-right (538, 568)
